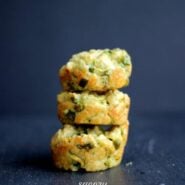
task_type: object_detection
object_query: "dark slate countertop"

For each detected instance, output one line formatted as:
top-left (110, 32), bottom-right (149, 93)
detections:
top-left (0, 112), bottom-right (185, 185)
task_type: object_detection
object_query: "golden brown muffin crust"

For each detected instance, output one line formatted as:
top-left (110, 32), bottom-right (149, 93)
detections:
top-left (51, 122), bottom-right (129, 171)
top-left (57, 90), bottom-right (130, 125)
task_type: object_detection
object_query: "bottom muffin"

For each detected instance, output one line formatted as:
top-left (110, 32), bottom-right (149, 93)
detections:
top-left (50, 121), bottom-right (129, 172)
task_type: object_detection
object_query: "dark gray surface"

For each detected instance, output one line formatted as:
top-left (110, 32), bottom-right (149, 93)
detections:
top-left (1, 0), bottom-right (185, 115)
top-left (0, 112), bottom-right (184, 185)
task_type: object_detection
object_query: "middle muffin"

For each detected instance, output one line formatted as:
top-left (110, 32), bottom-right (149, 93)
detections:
top-left (57, 90), bottom-right (130, 125)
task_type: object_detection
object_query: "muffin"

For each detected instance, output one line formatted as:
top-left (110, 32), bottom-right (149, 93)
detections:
top-left (59, 48), bottom-right (132, 92)
top-left (51, 122), bottom-right (129, 172)
top-left (57, 90), bottom-right (130, 125)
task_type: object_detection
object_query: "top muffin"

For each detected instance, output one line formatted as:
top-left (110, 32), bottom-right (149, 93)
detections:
top-left (59, 48), bottom-right (132, 92)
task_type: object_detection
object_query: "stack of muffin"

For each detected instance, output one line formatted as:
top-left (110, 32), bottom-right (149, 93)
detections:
top-left (51, 48), bottom-right (132, 172)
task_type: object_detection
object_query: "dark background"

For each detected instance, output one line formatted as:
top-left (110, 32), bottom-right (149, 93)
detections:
top-left (0, 1), bottom-right (185, 185)
top-left (1, 0), bottom-right (185, 116)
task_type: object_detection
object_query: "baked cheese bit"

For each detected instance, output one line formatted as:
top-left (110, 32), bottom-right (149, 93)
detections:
top-left (59, 48), bottom-right (132, 91)
top-left (51, 122), bottom-right (129, 172)
top-left (57, 90), bottom-right (130, 125)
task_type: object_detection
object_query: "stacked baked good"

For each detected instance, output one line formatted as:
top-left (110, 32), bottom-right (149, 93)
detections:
top-left (51, 48), bottom-right (132, 172)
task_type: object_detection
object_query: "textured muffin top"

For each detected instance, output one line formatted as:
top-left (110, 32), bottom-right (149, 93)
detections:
top-left (59, 48), bottom-right (132, 91)
top-left (64, 48), bottom-right (131, 75)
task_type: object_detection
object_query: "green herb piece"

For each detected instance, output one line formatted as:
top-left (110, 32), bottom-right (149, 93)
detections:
top-left (79, 79), bottom-right (88, 88)
top-left (72, 161), bottom-right (81, 169)
top-left (82, 127), bottom-right (88, 134)
top-left (65, 110), bottom-right (75, 121)
top-left (74, 104), bottom-right (84, 112)
top-left (70, 96), bottom-right (75, 102)
top-left (73, 98), bottom-right (84, 112)
top-left (113, 140), bottom-right (121, 149)
top-left (77, 143), bottom-right (94, 150)
top-left (89, 67), bottom-right (94, 73)
top-left (124, 58), bottom-right (130, 65)
top-left (104, 50), bottom-right (112, 55)
top-left (104, 158), bottom-right (111, 167)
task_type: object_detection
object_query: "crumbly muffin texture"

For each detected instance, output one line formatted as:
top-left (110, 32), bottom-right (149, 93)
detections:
top-left (57, 90), bottom-right (130, 125)
top-left (59, 48), bottom-right (132, 91)
top-left (51, 122), bottom-right (129, 172)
